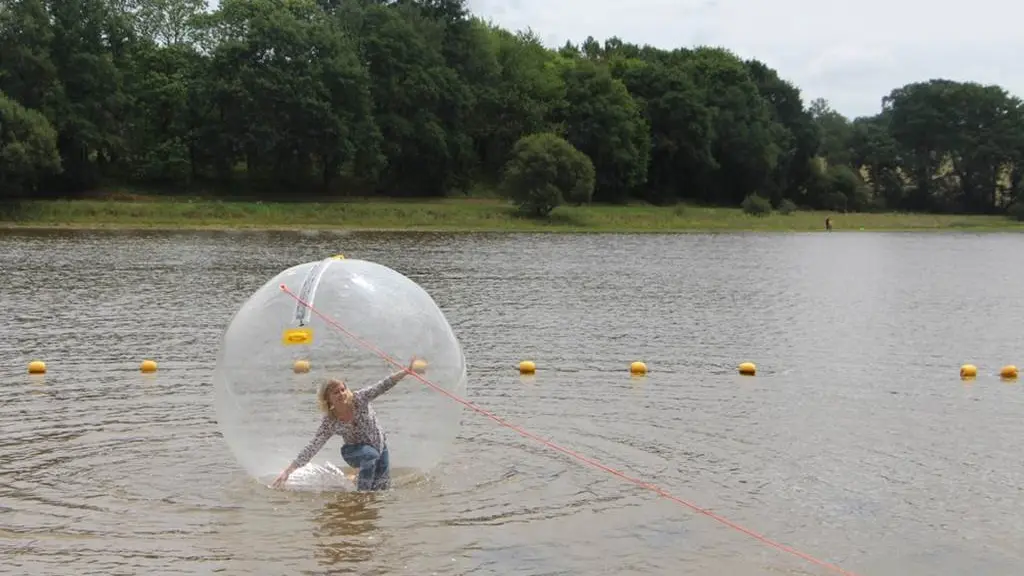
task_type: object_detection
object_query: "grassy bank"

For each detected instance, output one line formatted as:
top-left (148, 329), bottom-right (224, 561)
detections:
top-left (2, 195), bottom-right (1022, 232)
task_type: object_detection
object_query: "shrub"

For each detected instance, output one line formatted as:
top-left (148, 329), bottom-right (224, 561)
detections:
top-left (741, 194), bottom-right (772, 216)
top-left (777, 198), bottom-right (798, 215)
top-left (1008, 202), bottom-right (1024, 221)
top-left (499, 132), bottom-right (595, 217)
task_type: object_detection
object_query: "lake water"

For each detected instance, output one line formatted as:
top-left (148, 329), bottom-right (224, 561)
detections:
top-left (2, 228), bottom-right (1023, 576)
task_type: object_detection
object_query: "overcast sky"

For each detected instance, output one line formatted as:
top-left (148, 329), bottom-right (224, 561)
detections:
top-left (468, 0), bottom-right (1020, 119)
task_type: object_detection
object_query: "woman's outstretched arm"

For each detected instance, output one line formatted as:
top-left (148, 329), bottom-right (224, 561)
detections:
top-left (356, 359), bottom-right (420, 402)
top-left (272, 416), bottom-right (333, 487)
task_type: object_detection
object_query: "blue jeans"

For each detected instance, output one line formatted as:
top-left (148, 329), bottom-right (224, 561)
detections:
top-left (341, 443), bottom-right (390, 491)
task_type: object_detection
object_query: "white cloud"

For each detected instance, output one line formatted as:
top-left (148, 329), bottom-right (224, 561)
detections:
top-left (468, 0), bottom-right (1024, 118)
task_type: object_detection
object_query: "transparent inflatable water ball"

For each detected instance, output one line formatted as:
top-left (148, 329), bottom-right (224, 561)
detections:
top-left (213, 256), bottom-right (467, 489)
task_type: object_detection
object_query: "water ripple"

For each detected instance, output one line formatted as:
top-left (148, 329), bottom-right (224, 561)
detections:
top-left (2, 229), bottom-right (1024, 575)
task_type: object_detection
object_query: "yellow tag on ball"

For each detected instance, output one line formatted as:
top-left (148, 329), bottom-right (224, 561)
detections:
top-left (282, 327), bottom-right (313, 345)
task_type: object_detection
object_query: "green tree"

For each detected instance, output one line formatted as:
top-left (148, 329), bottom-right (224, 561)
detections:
top-left (357, 2), bottom-right (462, 196)
top-left (809, 98), bottom-right (853, 167)
top-left (848, 113), bottom-right (903, 210)
top-left (0, 0), bottom-right (1022, 221)
top-left (880, 79), bottom-right (1024, 213)
top-left (469, 25), bottom-right (564, 183)
top-left (0, 0), bottom-right (62, 115)
top-left (551, 57), bottom-right (649, 203)
top-left (610, 49), bottom-right (714, 205)
top-left (133, 0), bottom-right (207, 46)
top-left (199, 0), bottom-right (381, 193)
top-left (499, 132), bottom-right (595, 217)
top-left (687, 47), bottom-right (782, 205)
top-left (744, 59), bottom-right (820, 206)
top-left (0, 90), bottom-right (62, 196)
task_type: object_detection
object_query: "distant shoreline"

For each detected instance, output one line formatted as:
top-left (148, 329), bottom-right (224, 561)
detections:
top-left (1, 196), bottom-right (1021, 233)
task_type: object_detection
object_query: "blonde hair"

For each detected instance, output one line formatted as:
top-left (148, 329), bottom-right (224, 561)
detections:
top-left (317, 379), bottom-right (345, 414)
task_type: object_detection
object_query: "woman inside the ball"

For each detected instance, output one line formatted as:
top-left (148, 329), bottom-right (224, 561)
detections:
top-left (272, 357), bottom-right (424, 491)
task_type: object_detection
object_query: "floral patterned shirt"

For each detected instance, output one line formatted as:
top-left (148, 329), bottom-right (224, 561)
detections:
top-left (291, 375), bottom-right (400, 468)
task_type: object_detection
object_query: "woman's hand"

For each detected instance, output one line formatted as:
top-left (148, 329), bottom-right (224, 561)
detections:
top-left (409, 357), bottom-right (427, 374)
top-left (388, 357), bottom-right (425, 384)
top-left (271, 465), bottom-right (295, 488)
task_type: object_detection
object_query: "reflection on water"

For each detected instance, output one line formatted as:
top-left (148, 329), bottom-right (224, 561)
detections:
top-left (314, 493), bottom-right (383, 568)
top-left (1, 228), bottom-right (1024, 576)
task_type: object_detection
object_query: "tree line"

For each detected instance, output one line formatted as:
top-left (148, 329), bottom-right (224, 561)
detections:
top-left (1, 0), bottom-right (1023, 217)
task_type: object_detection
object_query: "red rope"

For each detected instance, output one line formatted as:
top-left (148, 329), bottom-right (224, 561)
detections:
top-left (279, 284), bottom-right (862, 576)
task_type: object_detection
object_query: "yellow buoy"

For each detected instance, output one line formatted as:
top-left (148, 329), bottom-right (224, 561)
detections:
top-left (1000, 365), bottom-right (1018, 380)
top-left (293, 359), bottom-right (311, 374)
top-left (140, 359), bottom-right (157, 373)
top-left (412, 359), bottom-right (428, 374)
top-left (630, 361), bottom-right (647, 375)
top-left (960, 364), bottom-right (978, 379)
top-left (28, 360), bottom-right (46, 374)
top-left (519, 360), bottom-right (536, 375)
top-left (738, 362), bottom-right (756, 376)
